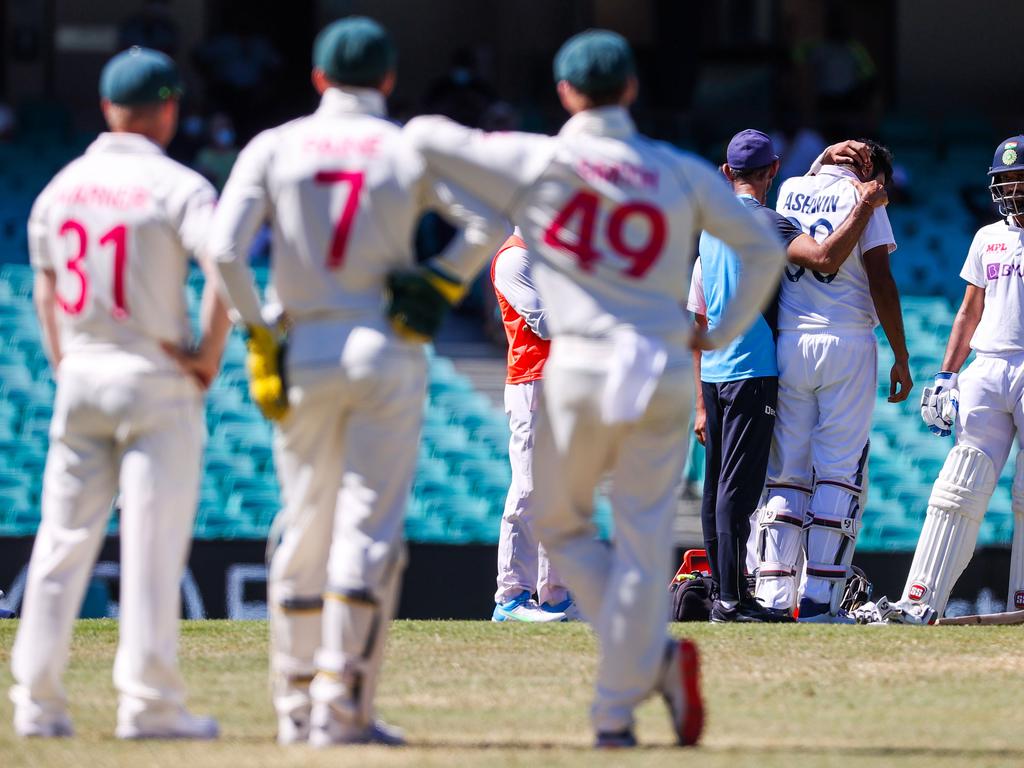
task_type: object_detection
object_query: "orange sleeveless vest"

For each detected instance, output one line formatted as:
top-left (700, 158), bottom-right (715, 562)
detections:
top-left (491, 234), bottom-right (550, 384)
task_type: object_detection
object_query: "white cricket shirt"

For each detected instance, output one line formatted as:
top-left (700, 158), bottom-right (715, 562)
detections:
top-left (775, 165), bottom-right (897, 331)
top-left (405, 107), bottom-right (786, 367)
top-left (28, 132), bottom-right (216, 360)
top-left (960, 218), bottom-right (1024, 354)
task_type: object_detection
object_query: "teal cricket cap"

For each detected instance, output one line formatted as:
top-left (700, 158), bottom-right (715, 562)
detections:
top-left (553, 29), bottom-right (635, 97)
top-left (100, 46), bottom-right (183, 106)
top-left (313, 16), bottom-right (396, 87)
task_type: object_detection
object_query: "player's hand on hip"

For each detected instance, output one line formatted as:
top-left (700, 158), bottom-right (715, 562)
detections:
top-left (888, 359), bottom-right (913, 403)
top-left (245, 325), bottom-right (290, 421)
top-left (823, 140), bottom-right (872, 174)
top-left (161, 341), bottom-right (220, 391)
top-left (688, 326), bottom-right (714, 352)
top-left (850, 179), bottom-right (888, 208)
top-left (920, 371), bottom-right (958, 436)
top-left (693, 404), bottom-right (707, 446)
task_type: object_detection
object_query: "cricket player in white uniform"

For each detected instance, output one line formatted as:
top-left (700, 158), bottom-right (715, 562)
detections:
top-left (888, 136), bottom-right (1024, 623)
top-left (406, 30), bottom-right (787, 747)
top-left (206, 18), bottom-right (503, 746)
top-left (10, 47), bottom-right (229, 739)
top-left (490, 230), bottom-right (573, 622)
top-left (755, 140), bottom-right (911, 622)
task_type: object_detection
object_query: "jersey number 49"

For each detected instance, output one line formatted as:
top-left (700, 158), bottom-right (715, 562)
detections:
top-left (543, 191), bottom-right (666, 278)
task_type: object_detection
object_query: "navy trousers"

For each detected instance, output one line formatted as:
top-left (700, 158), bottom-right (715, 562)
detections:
top-left (700, 376), bottom-right (778, 604)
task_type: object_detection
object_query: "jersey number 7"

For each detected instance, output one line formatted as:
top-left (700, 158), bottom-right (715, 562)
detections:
top-left (543, 191), bottom-right (666, 278)
top-left (314, 170), bottom-right (364, 270)
top-left (57, 219), bottom-right (129, 318)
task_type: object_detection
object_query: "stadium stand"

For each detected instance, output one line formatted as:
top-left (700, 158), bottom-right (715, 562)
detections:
top-left (0, 132), bottom-right (1010, 551)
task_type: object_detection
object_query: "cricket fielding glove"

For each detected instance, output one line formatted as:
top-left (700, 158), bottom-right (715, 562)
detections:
top-left (385, 262), bottom-right (466, 343)
top-left (245, 324), bottom-right (289, 422)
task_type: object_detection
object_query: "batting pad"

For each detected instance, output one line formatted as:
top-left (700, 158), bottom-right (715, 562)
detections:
top-left (901, 445), bottom-right (995, 616)
top-left (803, 481), bottom-right (861, 613)
top-left (755, 487), bottom-right (809, 611)
top-left (1009, 452), bottom-right (1024, 611)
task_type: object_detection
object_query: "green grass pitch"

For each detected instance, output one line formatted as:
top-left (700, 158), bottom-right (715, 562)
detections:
top-left (1, 620), bottom-right (1022, 767)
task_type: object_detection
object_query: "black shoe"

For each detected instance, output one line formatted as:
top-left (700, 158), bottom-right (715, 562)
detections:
top-left (748, 601), bottom-right (795, 623)
top-left (596, 728), bottom-right (637, 748)
top-left (710, 600), bottom-right (765, 623)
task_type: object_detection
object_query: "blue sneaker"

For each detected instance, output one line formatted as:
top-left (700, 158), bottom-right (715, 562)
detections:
top-left (595, 729), bottom-right (637, 748)
top-left (492, 591), bottom-right (565, 622)
top-left (540, 597), bottom-right (581, 621)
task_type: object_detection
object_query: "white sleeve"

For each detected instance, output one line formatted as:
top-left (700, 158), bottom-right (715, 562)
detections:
top-left (404, 116), bottom-right (552, 215)
top-left (686, 255), bottom-right (706, 315)
top-left (168, 173), bottom-right (218, 257)
top-left (959, 229), bottom-right (986, 287)
top-left (683, 157), bottom-right (786, 349)
top-left (27, 181), bottom-right (57, 271)
top-left (493, 245), bottom-right (549, 339)
top-left (859, 205), bottom-right (897, 255)
top-left (419, 173), bottom-right (508, 286)
top-left (206, 131), bottom-right (275, 327)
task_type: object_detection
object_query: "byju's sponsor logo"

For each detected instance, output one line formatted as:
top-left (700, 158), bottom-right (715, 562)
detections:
top-left (986, 262), bottom-right (1024, 280)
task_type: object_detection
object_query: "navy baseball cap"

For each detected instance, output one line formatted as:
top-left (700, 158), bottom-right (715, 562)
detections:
top-left (100, 47), bottom-right (182, 106)
top-left (313, 17), bottom-right (396, 87)
top-left (553, 29), bottom-right (635, 97)
top-left (726, 129), bottom-right (779, 172)
top-left (988, 136), bottom-right (1024, 175)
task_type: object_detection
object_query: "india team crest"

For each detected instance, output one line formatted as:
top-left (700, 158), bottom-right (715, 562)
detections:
top-left (1003, 148), bottom-right (1018, 166)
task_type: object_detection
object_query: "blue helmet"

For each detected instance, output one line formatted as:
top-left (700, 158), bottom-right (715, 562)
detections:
top-left (988, 135), bottom-right (1024, 216)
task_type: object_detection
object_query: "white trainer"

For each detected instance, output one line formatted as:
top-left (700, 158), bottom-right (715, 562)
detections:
top-left (309, 710), bottom-right (405, 747)
top-left (14, 710), bottom-right (74, 738)
top-left (116, 705), bottom-right (219, 740)
top-left (492, 591), bottom-right (566, 622)
top-left (277, 711), bottom-right (311, 745)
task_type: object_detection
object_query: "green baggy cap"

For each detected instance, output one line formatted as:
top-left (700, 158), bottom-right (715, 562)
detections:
top-left (313, 16), bottom-right (396, 87)
top-left (100, 46), bottom-right (183, 106)
top-left (553, 29), bottom-right (634, 97)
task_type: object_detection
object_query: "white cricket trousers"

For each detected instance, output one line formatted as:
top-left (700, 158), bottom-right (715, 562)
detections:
top-left (955, 352), bottom-right (1024, 471)
top-left (10, 351), bottom-right (205, 719)
top-left (759, 330), bottom-right (875, 610)
top-left (531, 337), bottom-right (692, 734)
top-left (267, 324), bottom-right (426, 721)
top-left (495, 380), bottom-right (568, 606)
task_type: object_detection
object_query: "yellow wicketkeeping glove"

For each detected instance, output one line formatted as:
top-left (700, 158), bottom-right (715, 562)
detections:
top-left (245, 324), bottom-right (289, 422)
top-left (385, 264), bottom-right (467, 343)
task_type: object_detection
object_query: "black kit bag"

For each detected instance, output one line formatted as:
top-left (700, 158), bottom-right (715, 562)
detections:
top-left (669, 572), bottom-right (716, 622)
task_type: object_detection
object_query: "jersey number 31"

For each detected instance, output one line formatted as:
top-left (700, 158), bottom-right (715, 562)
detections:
top-left (543, 191), bottom-right (666, 278)
top-left (57, 219), bottom-right (129, 318)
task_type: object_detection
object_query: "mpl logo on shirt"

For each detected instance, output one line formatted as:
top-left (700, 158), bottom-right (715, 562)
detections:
top-left (908, 583), bottom-right (927, 602)
top-left (984, 242), bottom-right (1008, 254)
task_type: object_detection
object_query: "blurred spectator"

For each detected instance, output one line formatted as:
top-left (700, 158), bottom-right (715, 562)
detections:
top-left (167, 109), bottom-right (205, 165)
top-left (793, 7), bottom-right (880, 136)
top-left (195, 113), bottom-right (239, 191)
top-left (195, 32), bottom-right (282, 133)
top-left (118, 0), bottom-right (180, 55)
top-left (771, 113), bottom-right (826, 186)
top-left (423, 48), bottom-right (497, 128)
top-left (0, 102), bottom-right (16, 142)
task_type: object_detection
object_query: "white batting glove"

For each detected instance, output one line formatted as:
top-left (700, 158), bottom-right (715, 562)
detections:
top-left (920, 371), bottom-right (959, 437)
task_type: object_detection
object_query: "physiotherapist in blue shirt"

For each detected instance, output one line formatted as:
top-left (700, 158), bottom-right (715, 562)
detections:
top-left (688, 131), bottom-right (888, 622)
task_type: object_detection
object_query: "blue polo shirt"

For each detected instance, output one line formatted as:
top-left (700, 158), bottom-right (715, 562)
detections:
top-left (691, 194), bottom-right (800, 382)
